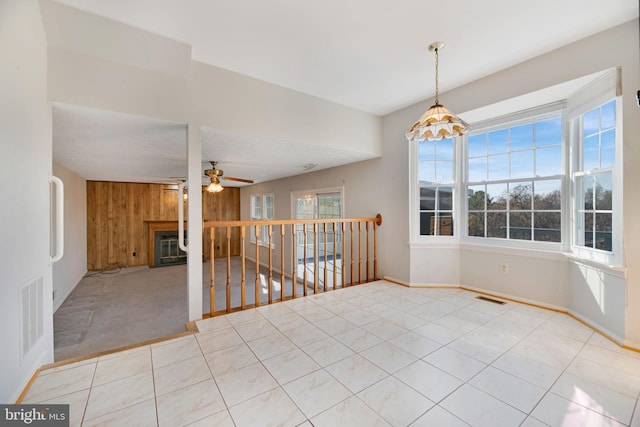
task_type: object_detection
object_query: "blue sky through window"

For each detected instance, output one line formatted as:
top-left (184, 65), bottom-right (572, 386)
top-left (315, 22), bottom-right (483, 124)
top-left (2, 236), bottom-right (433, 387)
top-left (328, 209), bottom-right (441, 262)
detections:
top-left (467, 116), bottom-right (562, 183)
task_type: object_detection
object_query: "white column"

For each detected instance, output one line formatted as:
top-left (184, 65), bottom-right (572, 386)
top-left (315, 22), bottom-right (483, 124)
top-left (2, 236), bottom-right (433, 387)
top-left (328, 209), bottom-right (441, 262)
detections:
top-left (187, 124), bottom-right (203, 321)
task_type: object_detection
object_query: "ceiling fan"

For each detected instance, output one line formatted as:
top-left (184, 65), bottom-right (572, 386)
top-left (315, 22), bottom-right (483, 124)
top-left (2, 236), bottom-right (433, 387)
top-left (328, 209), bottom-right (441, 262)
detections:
top-left (204, 161), bottom-right (254, 193)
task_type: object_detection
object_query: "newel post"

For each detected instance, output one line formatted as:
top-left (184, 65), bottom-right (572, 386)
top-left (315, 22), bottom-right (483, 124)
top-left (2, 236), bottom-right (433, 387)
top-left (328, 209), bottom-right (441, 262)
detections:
top-left (374, 214), bottom-right (382, 279)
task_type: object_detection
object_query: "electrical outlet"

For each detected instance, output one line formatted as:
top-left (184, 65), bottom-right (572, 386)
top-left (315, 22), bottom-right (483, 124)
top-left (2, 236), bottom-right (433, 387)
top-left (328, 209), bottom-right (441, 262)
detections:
top-left (500, 264), bottom-right (509, 273)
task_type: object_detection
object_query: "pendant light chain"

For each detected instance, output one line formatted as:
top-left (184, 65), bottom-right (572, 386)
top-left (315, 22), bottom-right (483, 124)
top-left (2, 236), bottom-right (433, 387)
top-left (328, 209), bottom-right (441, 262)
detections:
top-left (434, 46), bottom-right (439, 105)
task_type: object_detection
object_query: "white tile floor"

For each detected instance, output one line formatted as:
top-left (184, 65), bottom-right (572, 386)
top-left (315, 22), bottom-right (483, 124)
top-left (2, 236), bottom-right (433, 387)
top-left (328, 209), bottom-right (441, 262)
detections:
top-left (22, 281), bottom-right (640, 427)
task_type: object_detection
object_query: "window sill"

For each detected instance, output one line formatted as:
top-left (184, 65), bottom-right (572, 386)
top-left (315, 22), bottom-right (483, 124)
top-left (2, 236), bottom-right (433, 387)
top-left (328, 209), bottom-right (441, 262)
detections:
top-left (410, 237), bottom-right (565, 260)
top-left (408, 238), bottom-right (627, 277)
top-left (459, 241), bottom-right (565, 261)
top-left (409, 237), bottom-right (459, 250)
top-left (564, 253), bottom-right (627, 279)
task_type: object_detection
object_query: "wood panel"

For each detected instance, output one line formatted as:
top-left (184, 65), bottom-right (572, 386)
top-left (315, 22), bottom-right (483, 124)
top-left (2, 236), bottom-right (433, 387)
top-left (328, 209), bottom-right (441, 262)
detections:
top-left (87, 181), bottom-right (240, 270)
top-left (126, 183), bottom-right (148, 266)
top-left (203, 187), bottom-right (241, 259)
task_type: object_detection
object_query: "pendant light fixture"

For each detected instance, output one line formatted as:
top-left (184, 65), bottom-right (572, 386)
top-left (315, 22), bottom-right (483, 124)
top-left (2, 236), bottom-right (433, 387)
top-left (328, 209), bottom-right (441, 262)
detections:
top-left (405, 42), bottom-right (470, 142)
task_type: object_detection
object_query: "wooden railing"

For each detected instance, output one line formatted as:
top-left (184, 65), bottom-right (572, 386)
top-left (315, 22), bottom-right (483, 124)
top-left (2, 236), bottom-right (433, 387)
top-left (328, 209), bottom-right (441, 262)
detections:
top-left (203, 214), bottom-right (382, 316)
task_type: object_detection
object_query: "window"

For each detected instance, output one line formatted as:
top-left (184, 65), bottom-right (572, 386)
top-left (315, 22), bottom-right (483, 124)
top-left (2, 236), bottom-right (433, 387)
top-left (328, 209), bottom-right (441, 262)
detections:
top-left (293, 190), bottom-right (342, 220)
top-left (573, 100), bottom-right (616, 252)
top-left (418, 138), bottom-right (455, 236)
top-left (466, 114), bottom-right (563, 243)
top-left (410, 67), bottom-right (622, 265)
top-left (250, 193), bottom-right (274, 246)
top-left (292, 188), bottom-right (343, 269)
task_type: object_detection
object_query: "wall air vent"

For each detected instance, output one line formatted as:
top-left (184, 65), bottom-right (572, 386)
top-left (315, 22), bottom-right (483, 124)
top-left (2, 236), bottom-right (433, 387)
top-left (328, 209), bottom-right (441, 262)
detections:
top-left (21, 276), bottom-right (44, 358)
top-left (475, 295), bottom-right (507, 305)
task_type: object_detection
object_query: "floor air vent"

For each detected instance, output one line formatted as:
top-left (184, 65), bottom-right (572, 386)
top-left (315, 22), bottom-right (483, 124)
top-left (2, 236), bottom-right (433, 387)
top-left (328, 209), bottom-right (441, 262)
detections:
top-left (475, 295), bottom-right (506, 305)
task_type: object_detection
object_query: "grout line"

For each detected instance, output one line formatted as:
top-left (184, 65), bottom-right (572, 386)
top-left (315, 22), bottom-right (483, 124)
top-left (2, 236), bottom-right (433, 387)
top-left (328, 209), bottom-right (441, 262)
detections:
top-left (149, 345), bottom-right (160, 427)
top-left (78, 356), bottom-right (98, 426)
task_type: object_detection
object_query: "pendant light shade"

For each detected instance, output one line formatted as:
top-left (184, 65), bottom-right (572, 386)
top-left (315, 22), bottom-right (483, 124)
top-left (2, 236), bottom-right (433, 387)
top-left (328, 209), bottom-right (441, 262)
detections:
top-left (405, 42), bottom-right (470, 142)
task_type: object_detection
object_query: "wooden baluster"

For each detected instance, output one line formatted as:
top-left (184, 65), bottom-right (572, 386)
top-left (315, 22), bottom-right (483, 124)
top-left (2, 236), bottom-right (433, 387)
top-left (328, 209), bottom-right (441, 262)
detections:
top-left (341, 222), bottom-right (346, 288)
top-left (358, 221), bottom-right (363, 284)
top-left (210, 227), bottom-right (215, 315)
top-left (366, 221), bottom-right (370, 282)
top-left (332, 221), bottom-right (337, 289)
top-left (291, 224), bottom-right (297, 299)
top-left (350, 222), bottom-right (354, 286)
top-left (241, 226), bottom-right (246, 309)
top-left (303, 223), bottom-right (308, 296)
top-left (280, 225), bottom-right (285, 301)
top-left (313, 223), bottom-right (319, 294)
top-left (255, 225), bottom-right (260, 307)
top-left (268, 224), bottom-right (273, 305)
top-left (323, 222), bottom-right (327, 292)
top-left (226, 226), bottom-right (231, 312)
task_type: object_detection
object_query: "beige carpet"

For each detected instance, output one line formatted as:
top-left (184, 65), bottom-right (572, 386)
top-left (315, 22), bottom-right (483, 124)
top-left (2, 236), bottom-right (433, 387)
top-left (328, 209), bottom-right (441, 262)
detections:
top-left (53, 257), bottom-right (327, 361)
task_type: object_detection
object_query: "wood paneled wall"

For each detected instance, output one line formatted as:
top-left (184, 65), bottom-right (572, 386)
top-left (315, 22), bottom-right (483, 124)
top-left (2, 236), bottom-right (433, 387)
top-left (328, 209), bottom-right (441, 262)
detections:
top-left (87, 181), bottom-right (240, 270)
top-left (202, 186), bottom-right (241, 259)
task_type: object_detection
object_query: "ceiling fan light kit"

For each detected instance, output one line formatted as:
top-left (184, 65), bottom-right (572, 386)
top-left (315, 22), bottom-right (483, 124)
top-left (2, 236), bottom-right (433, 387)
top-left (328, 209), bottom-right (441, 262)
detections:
top-left (206, 176), bottom-right (224, 193)
top-left (204, 161), bottom-right (254, 193)
top-left (405, 42), bottom-right (470, 143)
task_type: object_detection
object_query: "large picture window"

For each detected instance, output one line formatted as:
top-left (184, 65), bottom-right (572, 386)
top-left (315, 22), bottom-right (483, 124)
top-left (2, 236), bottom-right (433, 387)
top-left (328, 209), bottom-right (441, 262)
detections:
top-left (466, 114), bottom-right (563, 243)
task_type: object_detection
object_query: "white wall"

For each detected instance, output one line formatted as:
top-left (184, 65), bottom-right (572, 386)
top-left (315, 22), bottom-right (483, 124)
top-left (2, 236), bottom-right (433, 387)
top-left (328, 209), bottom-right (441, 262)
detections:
top-left (0, 0), bottom-right (53, 403)
top-left (568, 261), bottom-right (627, 342)
top-left (46, 51), bottom-right (381, 159)
top-left (43, 0), bottom-right (381, 156)
top-left (459, 247), bottom-right (569, 309)
top-left (409, 246), bottom-right (460, 288)
top-left (240, 153), bottom-right (410, 283)
top-left (52, 162), bottom-right (87, 312)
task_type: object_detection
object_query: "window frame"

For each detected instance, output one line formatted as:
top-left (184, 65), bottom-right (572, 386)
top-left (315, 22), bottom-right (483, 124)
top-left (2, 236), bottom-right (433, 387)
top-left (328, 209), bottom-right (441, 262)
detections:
top-left (417, 137), bottom-right (457, 237)
top-left (290, 187), bottom-right (344, 272)
top-left (569, 97), bottom-right (622, 265)
top-left (409, 68), bottom-right (623, 268)
top-left (461, 110), bottom-right (566, 250)
top-left (290, 186), bottom-right (344, 220)
top-left (409, 136), bottom-right (461, 243)
top-left (249, 192), bottom-right (274, 247)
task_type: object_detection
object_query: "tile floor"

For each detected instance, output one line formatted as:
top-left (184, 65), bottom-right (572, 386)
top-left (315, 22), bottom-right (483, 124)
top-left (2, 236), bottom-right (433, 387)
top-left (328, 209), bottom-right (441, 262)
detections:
top-left (22, 280), bottom-right (640, 426)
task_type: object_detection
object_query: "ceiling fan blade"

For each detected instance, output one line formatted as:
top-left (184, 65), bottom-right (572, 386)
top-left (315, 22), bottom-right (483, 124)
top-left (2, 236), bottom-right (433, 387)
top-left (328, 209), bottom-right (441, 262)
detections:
top-left (223, 176), bottom-right (254, 184)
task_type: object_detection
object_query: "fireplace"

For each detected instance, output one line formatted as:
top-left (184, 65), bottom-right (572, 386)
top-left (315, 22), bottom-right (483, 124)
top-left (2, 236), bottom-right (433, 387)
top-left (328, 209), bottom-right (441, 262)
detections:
top-left (146, 221), bottom-right (188, 268)
top-left (153, 230), bottom-right (187, 267)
